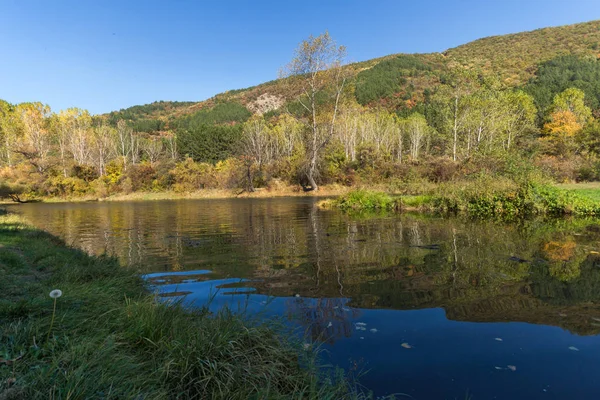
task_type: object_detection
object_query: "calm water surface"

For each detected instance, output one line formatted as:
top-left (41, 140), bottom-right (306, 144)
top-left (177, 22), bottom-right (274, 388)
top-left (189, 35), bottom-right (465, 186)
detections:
top-left (8, 198), bottom-right (600, 399)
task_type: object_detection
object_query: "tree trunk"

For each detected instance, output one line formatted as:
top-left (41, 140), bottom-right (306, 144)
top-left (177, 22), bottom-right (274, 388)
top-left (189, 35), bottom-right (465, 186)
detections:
top-left (246, 164), bottom-right (255, 193)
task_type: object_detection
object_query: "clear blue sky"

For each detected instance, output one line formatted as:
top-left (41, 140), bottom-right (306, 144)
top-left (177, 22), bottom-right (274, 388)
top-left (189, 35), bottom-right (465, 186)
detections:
top-left (1, 0), bottom-right (599, 115)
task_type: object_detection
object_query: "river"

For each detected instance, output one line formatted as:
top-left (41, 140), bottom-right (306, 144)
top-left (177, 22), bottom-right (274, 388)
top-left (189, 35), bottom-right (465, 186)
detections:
top-left (7, 198), bottom-right (600, 399)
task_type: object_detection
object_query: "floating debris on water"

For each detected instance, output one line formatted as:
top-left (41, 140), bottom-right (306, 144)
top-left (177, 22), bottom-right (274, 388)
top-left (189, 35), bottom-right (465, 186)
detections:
top-left (494, 366), bottom-right (503, 370)
top-left (370, 328), bottom-right (378, 333)
top-left (356, 322), bottom-right (367, 326)
top-left (327, 322), bottom-right (332, 328)
top-left (568, 346), bottom-right (580, 351)
top-left (342, 307), bottom-right (351, 312)
top-left (495, 338), bottom-right (503, 342)
top-left (360, 337), bottom-right (365, 340)
top-left (294, 294), bottom-right (300, 298)
top-left (401, 343), bottom-right (412, 349)
top-left (507, 365), bottom-right (517, 371)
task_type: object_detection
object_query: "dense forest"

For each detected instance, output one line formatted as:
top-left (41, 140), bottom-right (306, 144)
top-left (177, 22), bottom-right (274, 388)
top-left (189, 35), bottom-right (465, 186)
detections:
top-left (2, 20), bottom-right (600, 200)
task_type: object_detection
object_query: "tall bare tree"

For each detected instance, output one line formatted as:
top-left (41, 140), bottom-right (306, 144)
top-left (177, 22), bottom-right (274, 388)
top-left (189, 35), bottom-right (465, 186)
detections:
top-left (281, 32), bottom-right (348, 191)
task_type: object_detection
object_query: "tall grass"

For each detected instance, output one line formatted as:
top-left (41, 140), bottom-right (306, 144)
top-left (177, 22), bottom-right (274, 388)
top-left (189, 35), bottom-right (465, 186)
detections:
top-left (0, 215), bottom-right (367, 399)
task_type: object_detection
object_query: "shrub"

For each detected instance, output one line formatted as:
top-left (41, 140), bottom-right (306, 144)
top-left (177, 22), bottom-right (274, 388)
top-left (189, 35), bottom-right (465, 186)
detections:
top-left (169, 158), bottom-right (216, 192)
top-left (71, 164), bottom-right (98, 182)
top-left (127, 162), bottom-right (156, 192)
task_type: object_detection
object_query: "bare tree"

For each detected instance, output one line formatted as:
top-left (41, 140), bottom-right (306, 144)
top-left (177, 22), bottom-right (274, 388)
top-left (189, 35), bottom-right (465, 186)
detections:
top-left (92, 124), bottom-right (114, 176)
top-left (281, 32), bottom-right (348, 191)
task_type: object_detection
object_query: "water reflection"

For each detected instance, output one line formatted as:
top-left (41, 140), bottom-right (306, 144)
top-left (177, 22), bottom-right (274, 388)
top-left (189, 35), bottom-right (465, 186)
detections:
top-left (8, 198), bottom-right (600, 399)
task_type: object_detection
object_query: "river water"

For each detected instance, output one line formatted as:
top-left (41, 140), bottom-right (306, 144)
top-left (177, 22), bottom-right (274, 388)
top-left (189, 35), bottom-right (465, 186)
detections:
top-left (7, 198), bottom-right (600, 399)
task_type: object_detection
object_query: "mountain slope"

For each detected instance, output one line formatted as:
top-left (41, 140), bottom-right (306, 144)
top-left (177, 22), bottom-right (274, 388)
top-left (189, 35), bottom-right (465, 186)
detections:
top-left (105, 19), bottom-right (600, 131)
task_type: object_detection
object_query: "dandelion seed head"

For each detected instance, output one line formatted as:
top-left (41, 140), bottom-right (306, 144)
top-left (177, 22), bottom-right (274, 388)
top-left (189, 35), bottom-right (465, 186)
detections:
top-left (49, 289), bottom-right (63, 299)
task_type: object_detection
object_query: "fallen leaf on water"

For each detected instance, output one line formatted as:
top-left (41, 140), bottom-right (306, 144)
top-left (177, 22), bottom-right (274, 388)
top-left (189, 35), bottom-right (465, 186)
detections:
top-left (568, 346), bottom-right (580, 351)
top-left (495, 338), bottom-right (503, 342)
top-left (401, 343), bottom-right (412, 349)
top-left (507, 365), bottom-right (517, 371)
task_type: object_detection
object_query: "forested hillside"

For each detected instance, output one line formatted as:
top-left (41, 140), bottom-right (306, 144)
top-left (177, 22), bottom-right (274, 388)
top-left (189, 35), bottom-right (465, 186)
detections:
top-left (2, 20), bottom-right (600, 200)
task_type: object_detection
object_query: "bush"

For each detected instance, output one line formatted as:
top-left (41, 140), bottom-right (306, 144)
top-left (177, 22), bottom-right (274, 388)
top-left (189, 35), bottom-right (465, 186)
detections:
top-left (169, 158), bottom-right (216, 192)
top-left (127, 162), bottom-right (156, 192)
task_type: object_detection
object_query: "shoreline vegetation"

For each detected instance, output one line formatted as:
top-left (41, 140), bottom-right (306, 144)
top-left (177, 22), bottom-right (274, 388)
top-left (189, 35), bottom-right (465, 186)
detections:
top-left (0, 213), bottom-right (367, 399)
top-left (318, 181), bottom-right (600, 218)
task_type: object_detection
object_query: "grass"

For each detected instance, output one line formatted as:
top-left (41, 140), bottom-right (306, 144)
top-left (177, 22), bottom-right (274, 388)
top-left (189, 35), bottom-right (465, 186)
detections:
top-left (556, 182), bottom-right (600, 202)
top-left (327, 180), bottom-right (600, 219)
top-left (326, 189), bottom-right (397, 212)
top-left (0, 213), bottom-right (368, 399)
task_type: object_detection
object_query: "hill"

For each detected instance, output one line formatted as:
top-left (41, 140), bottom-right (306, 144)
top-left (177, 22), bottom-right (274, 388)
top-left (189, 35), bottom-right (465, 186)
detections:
top-left (105, 19), bottom-right (600, 133)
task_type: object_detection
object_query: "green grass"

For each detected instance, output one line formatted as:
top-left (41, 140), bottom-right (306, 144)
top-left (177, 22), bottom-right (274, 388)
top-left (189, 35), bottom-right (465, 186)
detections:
top-left (333, 190), bottom-right (397, 212)
top-left (556, 182), bottom-right (600, 202)
top-left (0, 214), bottom-right (368, 399)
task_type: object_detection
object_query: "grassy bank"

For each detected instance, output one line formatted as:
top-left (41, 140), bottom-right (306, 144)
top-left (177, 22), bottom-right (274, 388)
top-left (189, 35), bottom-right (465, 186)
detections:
top-left (0, 214), bottom-right (363, 399)
top-left (322, 180), bottom-right (600, 219)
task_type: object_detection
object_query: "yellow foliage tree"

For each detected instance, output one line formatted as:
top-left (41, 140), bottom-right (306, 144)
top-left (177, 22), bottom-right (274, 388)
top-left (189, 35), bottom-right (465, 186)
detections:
top-left (542, 110), bottom-right (582, 155)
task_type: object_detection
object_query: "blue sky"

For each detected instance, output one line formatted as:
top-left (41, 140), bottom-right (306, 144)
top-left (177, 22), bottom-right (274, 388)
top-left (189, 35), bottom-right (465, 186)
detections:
top-left (1, 0), bottom-right (600, 114)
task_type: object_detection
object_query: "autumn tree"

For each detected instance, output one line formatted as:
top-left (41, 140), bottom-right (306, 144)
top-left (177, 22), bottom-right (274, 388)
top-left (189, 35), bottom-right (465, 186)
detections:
top-left (550, 87), bottom-right (592, 126)
top-left (281, 32), bottom-right (348, 191)
top-left (14, 102), bottom-right (52, 173)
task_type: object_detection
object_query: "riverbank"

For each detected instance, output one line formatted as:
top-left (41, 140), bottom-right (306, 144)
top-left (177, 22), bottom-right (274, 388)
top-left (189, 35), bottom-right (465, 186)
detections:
top-left (319, 181), bottom-right (600, 218)
top-left (0, 214), bottom-right (363, 399)
top-left (0, 184), bottom-right (352, 204)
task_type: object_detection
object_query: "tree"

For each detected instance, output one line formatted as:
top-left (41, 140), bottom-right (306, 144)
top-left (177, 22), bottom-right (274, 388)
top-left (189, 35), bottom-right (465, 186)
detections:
top-left (0, 100), bottom-right (18, 167)
top-left (543, 110), bottom-right (582, 155)
top-left (406, 113), bottom-right (430, 160)
top-left (14, 102), bottom-right (52, 173)
top-left (92, 124), bottom-right (115, 176)
top-left (281, 32), bottom-right (348, 191)
top-left (52, 108), bottom-right (91, 176)
top-left (240, 117), bottom-right (275, 191)
top-left (498, 90), bottom-right (537, 151)
top-left (551, 88), bottom-right (592, 126)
